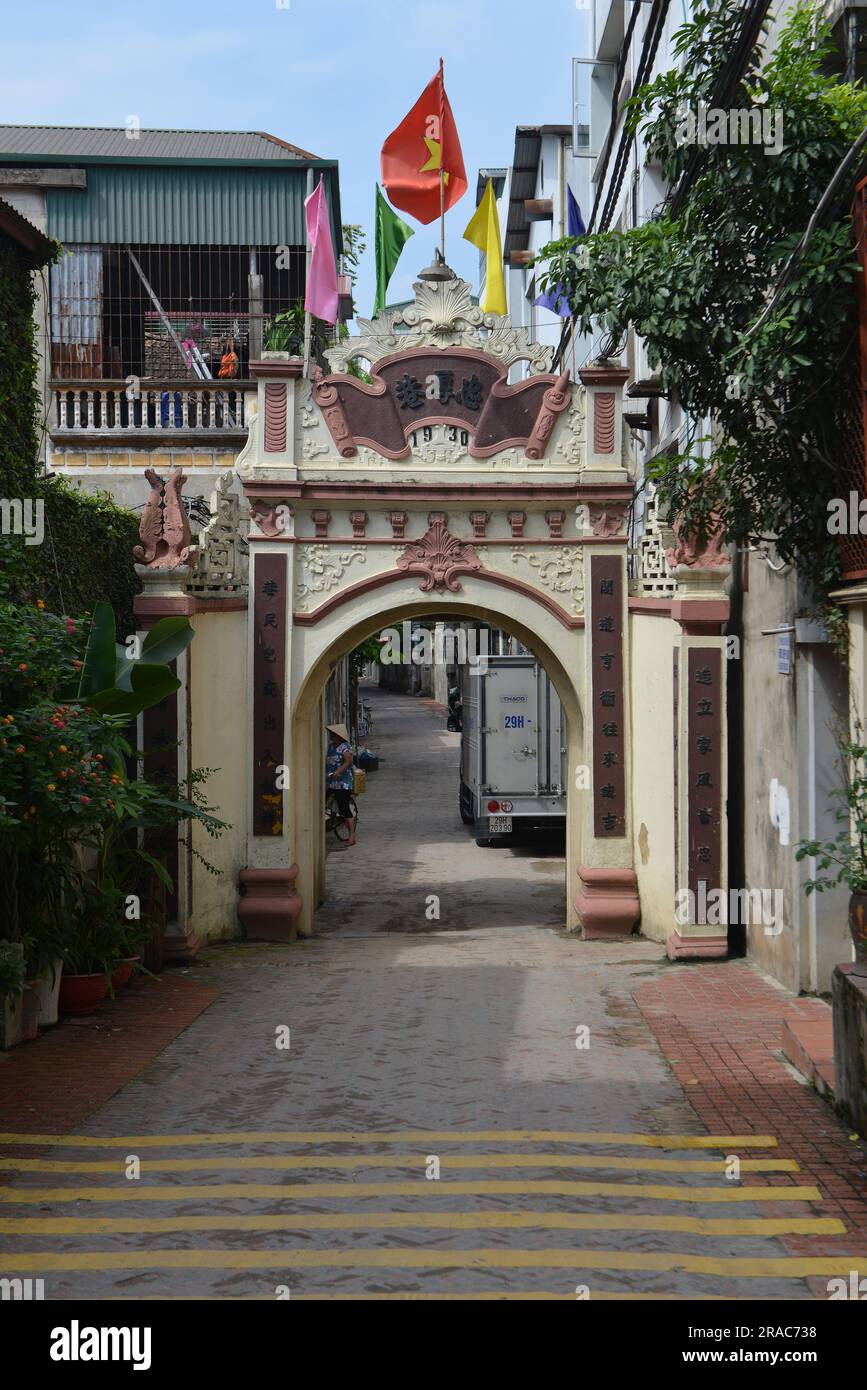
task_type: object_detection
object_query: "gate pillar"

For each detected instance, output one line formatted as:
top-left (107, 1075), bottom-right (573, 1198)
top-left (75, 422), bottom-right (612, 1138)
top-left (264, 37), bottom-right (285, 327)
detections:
top-left (575, 364), bottom-right (640, 938)
top-left (665, 535), bottom-right (731, 959)
top-left (237, 357), bottom-right (303, 940)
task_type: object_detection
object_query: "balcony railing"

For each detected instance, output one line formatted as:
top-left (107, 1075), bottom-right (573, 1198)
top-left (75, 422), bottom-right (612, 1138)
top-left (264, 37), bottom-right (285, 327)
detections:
top-left (50, 382), bottom-right (251, 437)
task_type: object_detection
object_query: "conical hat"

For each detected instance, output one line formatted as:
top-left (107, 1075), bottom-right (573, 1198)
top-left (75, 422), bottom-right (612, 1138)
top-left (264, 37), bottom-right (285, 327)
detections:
top-left (326, 723), bottom-right (350, 742)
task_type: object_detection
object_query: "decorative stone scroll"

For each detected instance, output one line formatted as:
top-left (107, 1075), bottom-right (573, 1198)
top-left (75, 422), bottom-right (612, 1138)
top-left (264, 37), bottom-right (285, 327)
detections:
top-left (133, 468), bottom-right (194, 569)
top-left (296, 545), bottom-right (366, 605)
top-left (396, 520), bottom-right (482, 593)
top-left (589, 502), bottom-right (628, 538)
top-left (249, 499), bottom-right (293, 539)
top-left (311, 350), bottom-right (572, 462)
top-left (325, 272), bottom-right (553, 375)
top-left (666, 518), bottom-right (730, 571)
top-left (511, 547), bottom-right (585, 616)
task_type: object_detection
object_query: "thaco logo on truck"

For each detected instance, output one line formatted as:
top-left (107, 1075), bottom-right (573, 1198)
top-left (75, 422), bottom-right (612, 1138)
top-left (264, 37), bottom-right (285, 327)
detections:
top-left (500, 695), bottom-right (528, 703)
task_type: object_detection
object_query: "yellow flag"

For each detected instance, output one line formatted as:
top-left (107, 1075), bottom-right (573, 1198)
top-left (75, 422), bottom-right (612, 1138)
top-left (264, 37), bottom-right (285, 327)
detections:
top-left (463, 178), bottom-right (507, 315)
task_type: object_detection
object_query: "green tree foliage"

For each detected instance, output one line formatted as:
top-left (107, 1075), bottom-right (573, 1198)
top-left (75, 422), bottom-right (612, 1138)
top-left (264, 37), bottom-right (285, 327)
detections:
top-left (537, 2), bottom-right (867, 595)
top-left (340, 223), bottom-right (368, 287)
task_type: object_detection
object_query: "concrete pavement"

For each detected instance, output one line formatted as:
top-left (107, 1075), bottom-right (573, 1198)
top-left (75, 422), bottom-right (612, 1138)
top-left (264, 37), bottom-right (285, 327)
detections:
top-left (0, 686), bottom-right (862, 1301)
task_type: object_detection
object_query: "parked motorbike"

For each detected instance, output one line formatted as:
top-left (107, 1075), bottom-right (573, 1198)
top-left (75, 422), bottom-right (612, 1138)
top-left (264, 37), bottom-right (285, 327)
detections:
top-left (446, 686), bottom-right (462, 732)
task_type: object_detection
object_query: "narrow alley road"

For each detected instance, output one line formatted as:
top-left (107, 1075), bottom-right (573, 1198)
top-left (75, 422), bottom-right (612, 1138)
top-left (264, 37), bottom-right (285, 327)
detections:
top-left (318, 683), bottom-right (567, 935)
top-left (1, 687), bottom-right (865, 1302)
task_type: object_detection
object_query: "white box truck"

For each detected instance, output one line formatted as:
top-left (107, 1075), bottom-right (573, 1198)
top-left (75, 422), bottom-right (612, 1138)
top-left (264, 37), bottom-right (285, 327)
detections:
top-left (458, 654), bottom-right (566, 845)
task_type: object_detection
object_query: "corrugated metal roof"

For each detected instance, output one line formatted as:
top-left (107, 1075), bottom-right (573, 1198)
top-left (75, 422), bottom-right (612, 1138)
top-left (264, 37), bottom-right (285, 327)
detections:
top-left (0, 125), bottom-right (321, 163)
top-left (502, 125), bottom-right (578, 258)
top-left (504, 129), bottom-right (542, 257)
top-left (44, 164), bottom-right (327, 245)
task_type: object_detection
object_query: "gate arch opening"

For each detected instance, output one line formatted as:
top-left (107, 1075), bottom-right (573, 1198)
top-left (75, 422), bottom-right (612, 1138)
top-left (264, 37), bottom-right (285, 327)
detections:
top-left (290, 586), bottom-right (585, 938)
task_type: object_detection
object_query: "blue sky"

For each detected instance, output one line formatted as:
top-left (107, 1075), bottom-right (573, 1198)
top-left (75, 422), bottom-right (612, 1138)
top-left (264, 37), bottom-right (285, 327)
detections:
top-left (0, 0), bottom-right (588, 318)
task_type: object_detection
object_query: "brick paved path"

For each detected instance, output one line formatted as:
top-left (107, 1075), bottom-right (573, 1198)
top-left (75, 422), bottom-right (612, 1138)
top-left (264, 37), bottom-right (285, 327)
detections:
top-left (0, 688), bottom-right (865, 1301)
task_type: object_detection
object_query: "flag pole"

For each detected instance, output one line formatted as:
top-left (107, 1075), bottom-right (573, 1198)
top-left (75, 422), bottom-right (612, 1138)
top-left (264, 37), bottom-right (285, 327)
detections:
top-left (439, 56), bottom-right (446, 261)
top-left (440, 171), bottom-right (445, 260)
top-left (303, 168), bottom-right (315, 377)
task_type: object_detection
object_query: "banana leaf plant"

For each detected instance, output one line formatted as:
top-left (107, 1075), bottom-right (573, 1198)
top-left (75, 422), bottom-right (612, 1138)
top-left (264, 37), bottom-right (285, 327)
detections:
top-left (74, 601), bottom-right (194, 718)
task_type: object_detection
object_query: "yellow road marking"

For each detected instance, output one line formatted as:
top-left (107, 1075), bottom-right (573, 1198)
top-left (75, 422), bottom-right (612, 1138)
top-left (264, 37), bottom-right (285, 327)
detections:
top-left (0, 1154), bottom-right (797, 1175)
top-left (0, 1248), bottom-right (853, 1275)
top-left (0, 1180), bottom-right (822, 1203)
top-left (0, 1130), bottom-right (779, 1150)
top-left (0, 1213), bottom-right (843, 1236)
top-left (116, 1292), bottom-right (759, 1301)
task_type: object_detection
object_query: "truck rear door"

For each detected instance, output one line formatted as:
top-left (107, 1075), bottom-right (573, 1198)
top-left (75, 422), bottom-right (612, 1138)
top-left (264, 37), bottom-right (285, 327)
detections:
top-left (482, 659), bottom-right (539, 796)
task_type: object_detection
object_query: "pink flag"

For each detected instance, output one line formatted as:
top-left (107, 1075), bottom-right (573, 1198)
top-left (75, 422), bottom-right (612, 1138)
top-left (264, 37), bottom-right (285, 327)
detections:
top-left (304, 174), bottom-right (339, 324)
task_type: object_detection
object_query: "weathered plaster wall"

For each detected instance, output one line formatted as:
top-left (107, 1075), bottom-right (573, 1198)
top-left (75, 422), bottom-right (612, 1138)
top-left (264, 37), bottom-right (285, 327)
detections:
top-left (741, 560), bottom-right (800, 990)
top-left (629, 609), bottom-right (677, 942)
top-left (795, 640), bottom-right (850, 991)
top-left (45, 448), bottom-right (242, 513)
top-left (189, 607), bottom-right (249, 941)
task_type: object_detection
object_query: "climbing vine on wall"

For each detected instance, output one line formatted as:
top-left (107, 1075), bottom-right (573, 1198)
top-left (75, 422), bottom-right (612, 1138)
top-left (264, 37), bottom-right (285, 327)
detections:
top-left (0, 235), bottom-right (139, 632)
top-left (0, 238), bottom-right (44, 500)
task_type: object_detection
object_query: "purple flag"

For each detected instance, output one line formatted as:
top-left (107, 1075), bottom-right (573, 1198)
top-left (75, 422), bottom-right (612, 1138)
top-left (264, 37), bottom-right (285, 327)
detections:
top-left (305, 175), bottom-right (339, 324)
top-left (535, 187), bottom-right (587, 317)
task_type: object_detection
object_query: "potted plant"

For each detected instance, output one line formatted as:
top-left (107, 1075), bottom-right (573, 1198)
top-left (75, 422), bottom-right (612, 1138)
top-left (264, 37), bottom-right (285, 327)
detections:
top-left (58, 886), bottom-right (127, 1015)
top-left (796, 734), bottom-right (867, 974)
top-left (110, 914), bottom-right (153, 991)
top-left (0, 940), bottom-right (26, 1049)
top-left (1, 595), bottom-right (225, 1020)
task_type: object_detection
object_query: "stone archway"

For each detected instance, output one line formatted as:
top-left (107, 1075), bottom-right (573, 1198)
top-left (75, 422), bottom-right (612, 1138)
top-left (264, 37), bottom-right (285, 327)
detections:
top-left (127, 263), bottom-right (731, 958)
top-left (289, 579), bottom-right (586, 938)
top-left (231, 265), bottom-right (646, 946)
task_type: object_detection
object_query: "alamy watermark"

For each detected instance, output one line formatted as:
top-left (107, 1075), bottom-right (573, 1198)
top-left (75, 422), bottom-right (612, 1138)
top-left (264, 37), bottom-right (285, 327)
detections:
top-left (378, 623), bottom-right (490, 671)
top-left (0, 498), bottom-right (44, 546)
top-left (1, 1276), bottom-right (44, 1299)
top-left (675, 102), bottom-right (783, 156)
top-left (827, 493), bottom-right (867, 535)
top-left (675, 883), bottom-right (784, 936)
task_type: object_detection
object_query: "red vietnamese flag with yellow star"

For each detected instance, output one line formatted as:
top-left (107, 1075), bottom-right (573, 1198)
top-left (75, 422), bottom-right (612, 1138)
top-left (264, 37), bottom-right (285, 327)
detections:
top-left (381, 60), bottom-right (467, 225)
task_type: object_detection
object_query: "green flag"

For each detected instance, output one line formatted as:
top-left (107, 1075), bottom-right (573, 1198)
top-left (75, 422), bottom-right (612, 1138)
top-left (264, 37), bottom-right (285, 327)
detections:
top-left (374, 183), bottom-right (413, 317)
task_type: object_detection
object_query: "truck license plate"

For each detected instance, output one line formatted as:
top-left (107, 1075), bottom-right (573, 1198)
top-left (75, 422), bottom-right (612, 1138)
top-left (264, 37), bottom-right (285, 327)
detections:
top-left (488, 815), bottom-right (512, 833)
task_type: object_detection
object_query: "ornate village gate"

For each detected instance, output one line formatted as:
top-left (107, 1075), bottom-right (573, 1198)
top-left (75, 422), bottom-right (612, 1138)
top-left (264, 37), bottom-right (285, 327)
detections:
top-left (133, 267), bottom-right (731, 954)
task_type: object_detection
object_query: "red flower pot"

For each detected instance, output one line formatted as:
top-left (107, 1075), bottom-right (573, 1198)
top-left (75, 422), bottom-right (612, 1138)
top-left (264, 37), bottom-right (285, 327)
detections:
top-left (20, 985), bottom-right (40, 1041)
top-left (59, 972), bottom-right (108, 1017)
top-left (110, 957), bottom-right (140, 991)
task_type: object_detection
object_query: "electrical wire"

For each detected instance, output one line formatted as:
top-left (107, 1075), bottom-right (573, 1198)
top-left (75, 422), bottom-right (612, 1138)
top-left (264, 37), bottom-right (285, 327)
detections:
top-left (552, 0), bottom-right (670, 369)
top-left (597, 0), bottom-right (671, 234)
top-left (667, 0), bottom-right (773, 218)
top-left (586, 0), bottom-right (645, 234)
